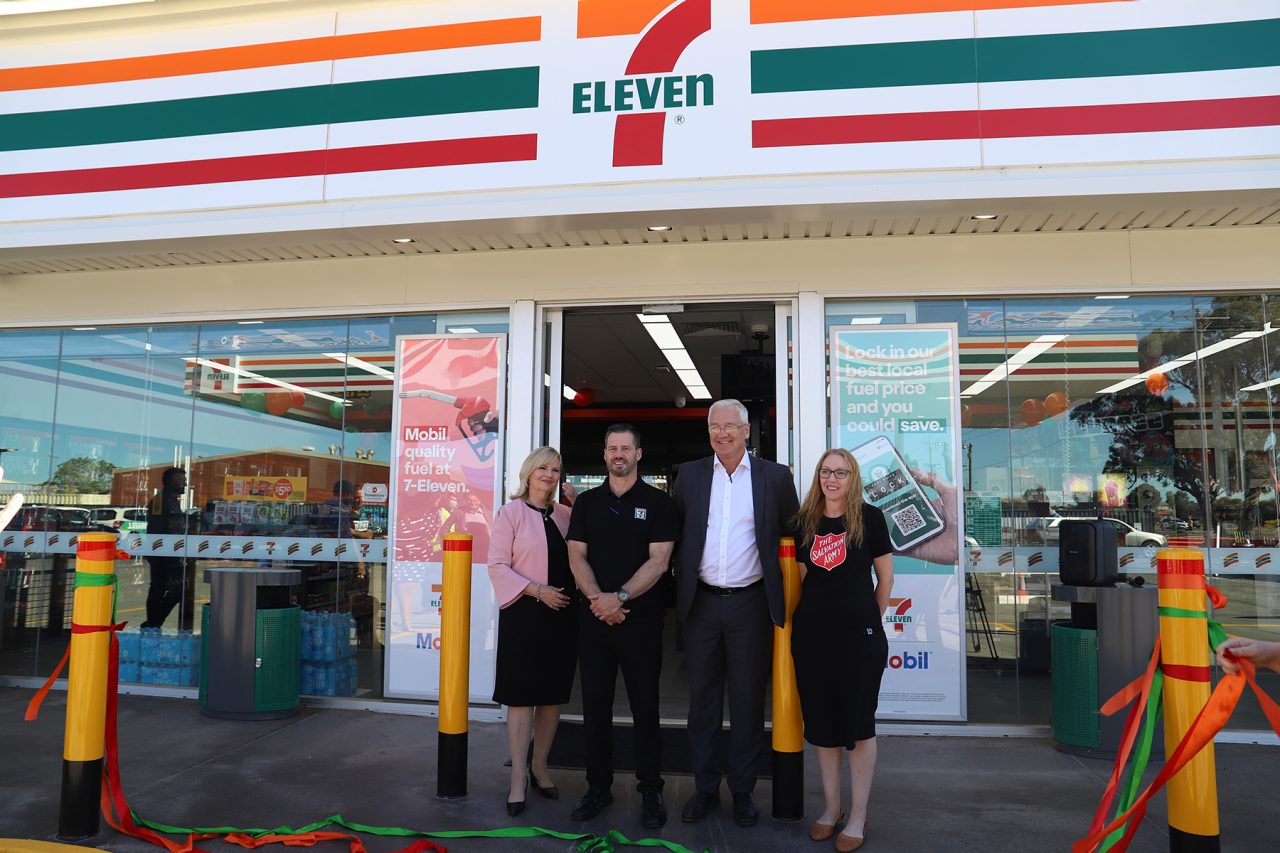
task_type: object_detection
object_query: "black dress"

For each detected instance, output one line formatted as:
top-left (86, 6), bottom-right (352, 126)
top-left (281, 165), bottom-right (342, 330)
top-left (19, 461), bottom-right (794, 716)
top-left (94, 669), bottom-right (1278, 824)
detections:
top-left (790, 506), bottom-right (892, 748)
top-left (491, 504), bottom-right (577, 707)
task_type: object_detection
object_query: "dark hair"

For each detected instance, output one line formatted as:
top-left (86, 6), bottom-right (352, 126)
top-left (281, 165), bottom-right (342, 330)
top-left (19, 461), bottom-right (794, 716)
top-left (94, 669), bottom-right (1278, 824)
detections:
top-left (604, 422), bottom-right (641, 449)
top-left (333, 479), bottom-right (355, 497)
top-left (161, 467), bottom-right (185, 489)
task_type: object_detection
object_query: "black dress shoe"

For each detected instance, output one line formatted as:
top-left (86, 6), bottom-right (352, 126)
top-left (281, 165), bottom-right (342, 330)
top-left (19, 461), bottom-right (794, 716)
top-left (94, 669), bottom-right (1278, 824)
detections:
top-left (641, 790), bottom-right (667, 829)
top-left (570, 787), bottom-right (613, 822)
top-left (533, 779), bottom-right (559, 800)
top-left (680, 790), bottom-right (720, 823)
top-left (732, 792), bottom-right (759, 827)
top-left (507, 776), bottom-right (528, 817)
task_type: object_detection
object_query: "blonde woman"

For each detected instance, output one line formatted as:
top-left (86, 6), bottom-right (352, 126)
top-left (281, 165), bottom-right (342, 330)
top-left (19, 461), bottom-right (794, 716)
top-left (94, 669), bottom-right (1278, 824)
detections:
top-left (790, 448), bottom-right (894, 852)
top-left (487, 447), bottom-right (577, 816)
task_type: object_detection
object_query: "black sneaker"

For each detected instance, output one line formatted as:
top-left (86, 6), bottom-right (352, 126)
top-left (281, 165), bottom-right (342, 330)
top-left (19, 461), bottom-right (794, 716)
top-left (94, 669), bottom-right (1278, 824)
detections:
top-left (680, 790), bottom-right (720, 823)
top-left (571, 787), bottom-right (613, 822)
top-left (641, 790), bottom-right (667, 829)
top-left (732, 792), bottom-right (759, 827)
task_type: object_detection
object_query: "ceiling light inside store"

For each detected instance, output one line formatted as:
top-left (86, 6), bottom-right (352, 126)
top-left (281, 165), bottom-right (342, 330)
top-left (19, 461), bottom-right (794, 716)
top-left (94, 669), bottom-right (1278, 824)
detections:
top-left (1099, 324), bottom-right (1279, 394)
top-left (71, 326), bottom-right (97, 331)
top-left (646, 225), bottom-right (672, 232)
top-left (961, 334), bottom-right (1067, 397)
top-left (970, 214), bottom-right (999, 220)
top-left (636, 314), bottom-right (711, 400)
top-left (848, 317), bottom-right (883, 325)
top-left (1095, 295), bottom-right (1130, 300)
top-left (391, 238), bottom-right (416, 244)
top-left (193, 358), bottom-right (346, 404)
top-left (542, 371), bottom-right (578, 399)
top-left (237, 320), bottom-right (264, 325)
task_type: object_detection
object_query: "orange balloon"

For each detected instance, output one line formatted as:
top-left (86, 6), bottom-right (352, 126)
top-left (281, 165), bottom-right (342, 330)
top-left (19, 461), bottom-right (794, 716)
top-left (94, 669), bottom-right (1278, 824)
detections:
top-left (961, 404), bottom-right (972, 428)
top-left (1044, 392), bottom-right (1069, 418)
top-left (266, 392), bottom-right (294, 416)
top-left (1020, 398), bottom-right (1045, 427)
top-left (1145, 372), bottom-right (1170, 396)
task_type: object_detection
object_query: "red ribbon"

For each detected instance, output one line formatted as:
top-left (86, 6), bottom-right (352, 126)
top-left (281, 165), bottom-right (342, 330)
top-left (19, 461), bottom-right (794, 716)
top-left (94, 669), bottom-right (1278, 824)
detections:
top-left (25, 620), bottom-right (127, 722)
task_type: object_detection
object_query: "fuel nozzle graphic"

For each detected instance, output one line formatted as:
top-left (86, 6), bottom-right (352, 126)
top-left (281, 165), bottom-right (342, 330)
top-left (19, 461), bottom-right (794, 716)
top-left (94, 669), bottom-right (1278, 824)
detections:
top-left (399, 389), bottom-right (498, 461)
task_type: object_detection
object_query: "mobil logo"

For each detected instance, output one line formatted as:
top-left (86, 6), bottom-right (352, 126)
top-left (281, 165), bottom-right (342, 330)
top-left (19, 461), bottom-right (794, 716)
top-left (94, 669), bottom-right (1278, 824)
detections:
top-left (573, 0), bottom-right (713, 167)
top-left (416, 631), bottom-right (443, 652)
top-left (886, 651), bottom-right (929, 671)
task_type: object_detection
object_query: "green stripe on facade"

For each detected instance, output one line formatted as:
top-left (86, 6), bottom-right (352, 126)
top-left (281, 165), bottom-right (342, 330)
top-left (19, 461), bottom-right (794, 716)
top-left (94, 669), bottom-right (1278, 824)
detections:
top-left (751, 18), bottom-right (1280, 94)
top-left (0, 67), bottom-right (539, 152)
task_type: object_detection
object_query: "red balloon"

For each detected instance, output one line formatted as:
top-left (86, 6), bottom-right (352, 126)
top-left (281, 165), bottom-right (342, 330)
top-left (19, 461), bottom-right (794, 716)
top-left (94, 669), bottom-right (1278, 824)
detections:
top-left (1044, 392), bottom-right (1069, 418)
top-left (266, 392), bottom-right (294, 416)
top-left (960, 404), bottom-right (972, 428)
top-left (1145, 372), bottom-right (1170, 396)
top-left (572, 387), bottom-right (595, 407)
top-left (290, 389), bottom-right (305, 408)
top-left (1020, 398), bottom-right (1045, 427)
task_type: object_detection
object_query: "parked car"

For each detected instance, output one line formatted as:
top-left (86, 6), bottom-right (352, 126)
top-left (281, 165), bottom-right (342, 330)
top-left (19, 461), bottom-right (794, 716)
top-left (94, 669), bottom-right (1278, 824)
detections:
top-left (16, 506), bottom-right (116, 535)
top-left (1046, 516), bottom-right (1168, 551)
top-left (88, 506), bottom-right (147, 535)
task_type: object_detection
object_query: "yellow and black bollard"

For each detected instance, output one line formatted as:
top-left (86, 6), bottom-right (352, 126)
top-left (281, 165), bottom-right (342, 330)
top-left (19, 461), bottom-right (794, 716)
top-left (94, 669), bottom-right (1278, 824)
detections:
top-left (437, 532), bottom-right (472, 799)
top-left (1157, 548), bottom-right (1220, 852)
top-left (771, 536), bottom-right (804, 821)
top-left (59, 533), bottom-right (118, 840)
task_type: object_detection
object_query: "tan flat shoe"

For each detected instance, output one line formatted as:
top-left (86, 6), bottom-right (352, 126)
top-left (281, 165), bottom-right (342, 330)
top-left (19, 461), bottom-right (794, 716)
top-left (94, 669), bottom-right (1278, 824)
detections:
top-left (835, 818), bottom-right (867, 852)
top-left (809, 810), bottom-right (844, 842)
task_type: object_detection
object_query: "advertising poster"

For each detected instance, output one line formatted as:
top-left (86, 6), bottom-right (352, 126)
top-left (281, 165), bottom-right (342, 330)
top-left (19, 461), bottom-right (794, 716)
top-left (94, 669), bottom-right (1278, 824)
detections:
top-left (830, 324), bottom-right (966, 721)
top-left (222, 475), bottom-right (307, 501)
top-left (385, 334), bottom-right (505, 702)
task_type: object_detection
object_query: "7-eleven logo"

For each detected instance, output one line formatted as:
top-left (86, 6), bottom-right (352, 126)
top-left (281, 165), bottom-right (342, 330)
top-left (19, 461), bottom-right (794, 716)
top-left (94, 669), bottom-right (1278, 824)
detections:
top-left (431, 583), bottom-right (444, 617)
top-left (886, 597), bottom-right (913, 633)
top-left (574, 0), bottom-right (713, 166)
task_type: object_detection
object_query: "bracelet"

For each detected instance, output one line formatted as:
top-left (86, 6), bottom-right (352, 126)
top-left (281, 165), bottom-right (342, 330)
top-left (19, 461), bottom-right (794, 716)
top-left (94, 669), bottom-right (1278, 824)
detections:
top-left (536, 584), bottom-right (543, 603)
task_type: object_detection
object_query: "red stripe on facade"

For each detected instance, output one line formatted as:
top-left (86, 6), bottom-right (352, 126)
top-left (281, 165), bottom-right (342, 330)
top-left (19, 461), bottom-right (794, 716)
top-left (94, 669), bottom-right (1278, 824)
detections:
top-left (753, 95), bottom-right (1280, 147)
top-left (0, 134), bottom-right (537, 199)
top-left (1161, 663), bottom-right (1211, 683)
top-left (613, 112), bottom-right (667, 167)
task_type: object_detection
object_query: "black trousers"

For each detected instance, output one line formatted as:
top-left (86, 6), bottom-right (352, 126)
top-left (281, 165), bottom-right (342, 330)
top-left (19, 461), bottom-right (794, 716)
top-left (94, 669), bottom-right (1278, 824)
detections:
top-left (683, 583), bottom-right (773, 795)
top-left (142, 557), bottom-right (194, 630)
top-left (577, 604), bottom-right (664, 793)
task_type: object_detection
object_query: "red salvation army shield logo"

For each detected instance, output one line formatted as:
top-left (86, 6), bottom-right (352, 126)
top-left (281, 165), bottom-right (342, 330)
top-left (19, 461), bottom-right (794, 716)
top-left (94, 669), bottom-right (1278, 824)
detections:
top-left (810, 532), bottom-right (847, 571)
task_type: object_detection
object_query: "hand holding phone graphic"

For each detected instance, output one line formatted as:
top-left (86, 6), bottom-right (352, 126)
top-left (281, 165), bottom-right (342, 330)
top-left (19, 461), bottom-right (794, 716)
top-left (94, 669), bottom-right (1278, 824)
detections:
top-left (851, 437), bottom-right (950, 561)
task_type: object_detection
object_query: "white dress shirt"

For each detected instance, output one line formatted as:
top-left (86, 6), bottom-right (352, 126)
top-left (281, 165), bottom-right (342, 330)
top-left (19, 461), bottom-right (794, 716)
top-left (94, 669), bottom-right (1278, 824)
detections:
top-left (697, 453), bottom-right (762, 588)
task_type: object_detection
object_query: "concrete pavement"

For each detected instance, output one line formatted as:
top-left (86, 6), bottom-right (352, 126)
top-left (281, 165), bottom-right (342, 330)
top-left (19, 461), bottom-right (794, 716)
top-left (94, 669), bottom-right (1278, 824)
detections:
top-left (2, 687), bottom-right (1277, 852)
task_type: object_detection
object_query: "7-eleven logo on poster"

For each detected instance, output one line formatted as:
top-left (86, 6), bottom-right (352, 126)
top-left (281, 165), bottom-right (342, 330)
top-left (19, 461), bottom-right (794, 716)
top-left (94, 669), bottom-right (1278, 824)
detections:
top-left (573, 0), bottom-right (713, 166)
top-left (886, 597), bottom-right (913, 633)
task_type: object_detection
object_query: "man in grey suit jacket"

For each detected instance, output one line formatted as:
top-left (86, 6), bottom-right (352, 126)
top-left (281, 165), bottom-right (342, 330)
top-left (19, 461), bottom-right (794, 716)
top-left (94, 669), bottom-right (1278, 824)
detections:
top-left (671, 399), bottom-right (800, 826)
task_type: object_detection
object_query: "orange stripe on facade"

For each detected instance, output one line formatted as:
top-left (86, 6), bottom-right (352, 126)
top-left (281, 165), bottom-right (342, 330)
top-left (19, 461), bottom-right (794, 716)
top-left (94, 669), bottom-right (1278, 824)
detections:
top-left (751, 0), bottom-right (1123, 25)
top-left (577, 0), bottom-right (675, 38)
top-left (0, 16), bottom-right (541, 93)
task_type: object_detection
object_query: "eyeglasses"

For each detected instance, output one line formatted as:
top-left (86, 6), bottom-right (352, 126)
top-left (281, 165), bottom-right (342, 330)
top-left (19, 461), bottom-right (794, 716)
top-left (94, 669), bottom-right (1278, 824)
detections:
top-left (708, 423), bottom-right (746, 434)
top-left (818, 468), bottom-right (852, 480)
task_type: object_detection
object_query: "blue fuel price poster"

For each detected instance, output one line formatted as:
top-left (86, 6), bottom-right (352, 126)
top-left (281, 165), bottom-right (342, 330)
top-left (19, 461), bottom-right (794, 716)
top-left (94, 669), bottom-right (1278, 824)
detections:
top-left (830, 324), bottom-right (966, 721)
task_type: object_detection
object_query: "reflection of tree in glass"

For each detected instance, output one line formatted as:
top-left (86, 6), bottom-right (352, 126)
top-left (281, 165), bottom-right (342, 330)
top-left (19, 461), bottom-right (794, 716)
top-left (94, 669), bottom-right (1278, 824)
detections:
top-left (49, 456), bottom-right (117, 494)
top-left (1070, 296), bottom-right (1280, 538)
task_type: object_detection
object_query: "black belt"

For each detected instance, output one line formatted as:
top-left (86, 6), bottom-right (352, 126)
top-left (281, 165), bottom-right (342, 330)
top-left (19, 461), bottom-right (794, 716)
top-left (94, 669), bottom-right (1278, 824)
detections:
top-left (697, 579), bottom-right (762, 596)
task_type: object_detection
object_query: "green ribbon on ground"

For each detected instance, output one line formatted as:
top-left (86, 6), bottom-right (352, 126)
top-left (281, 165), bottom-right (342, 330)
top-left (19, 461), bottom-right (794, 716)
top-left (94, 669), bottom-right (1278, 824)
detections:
top-left (130, 813), bottom-right (710, 853)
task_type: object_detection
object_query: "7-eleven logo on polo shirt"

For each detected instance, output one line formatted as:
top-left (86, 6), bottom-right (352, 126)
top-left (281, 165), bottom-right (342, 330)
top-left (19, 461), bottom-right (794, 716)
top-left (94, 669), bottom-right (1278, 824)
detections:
top-left (573, 0), bottom-right (713, 166)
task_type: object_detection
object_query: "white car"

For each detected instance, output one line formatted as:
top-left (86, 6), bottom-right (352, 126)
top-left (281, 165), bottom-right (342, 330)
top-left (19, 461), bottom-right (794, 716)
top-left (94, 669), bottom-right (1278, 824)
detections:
top-left (87, 506), bottom-right (147, 536)
top-left (1046, 516), bottom-right (1168, 551)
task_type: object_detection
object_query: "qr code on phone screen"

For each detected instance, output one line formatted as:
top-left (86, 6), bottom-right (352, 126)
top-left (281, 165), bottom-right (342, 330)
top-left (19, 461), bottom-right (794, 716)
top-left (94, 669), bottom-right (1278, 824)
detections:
top-left (892, 505), bottom-right (927, 536)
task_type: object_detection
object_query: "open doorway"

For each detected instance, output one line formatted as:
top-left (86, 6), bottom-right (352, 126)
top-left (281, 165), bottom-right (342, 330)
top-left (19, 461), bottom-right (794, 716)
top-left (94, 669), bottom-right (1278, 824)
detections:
top-left (547, 302), bottom-right (782, 755)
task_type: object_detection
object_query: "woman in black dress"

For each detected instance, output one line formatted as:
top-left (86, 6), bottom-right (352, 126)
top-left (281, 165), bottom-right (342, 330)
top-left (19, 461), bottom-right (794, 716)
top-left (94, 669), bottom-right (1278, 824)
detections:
top-left (487, 447), bottom-right (577, 816)
top-left (790, 448), bottom-right (894, 851)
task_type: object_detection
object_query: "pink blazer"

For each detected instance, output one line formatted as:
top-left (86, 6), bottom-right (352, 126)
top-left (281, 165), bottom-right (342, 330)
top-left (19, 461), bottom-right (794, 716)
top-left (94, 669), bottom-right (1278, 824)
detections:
top-left (487, 499), bottom-right (573, 609)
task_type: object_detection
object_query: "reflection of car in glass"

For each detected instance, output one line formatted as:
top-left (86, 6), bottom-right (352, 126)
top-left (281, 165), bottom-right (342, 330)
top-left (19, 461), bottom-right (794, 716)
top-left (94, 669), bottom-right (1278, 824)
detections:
top-left (16, 506), bottom-right (116, 535)
top-left (88, 507), bottom-right (148, 535)
top-left (1046, 517), bottom-right (1168, 551)
top-left (1159, 517), bottom-right (1192, 532)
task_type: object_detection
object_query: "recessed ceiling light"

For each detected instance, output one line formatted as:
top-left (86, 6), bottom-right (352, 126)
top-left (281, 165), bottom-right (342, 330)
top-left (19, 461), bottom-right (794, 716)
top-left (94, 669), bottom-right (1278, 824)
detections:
top-left (1094, 295), bottom-right (1130, 300)
top-left (237, 320), bottom-right (264, 325)
top-left (646, 225), bottom-right (672, 232)
top-left (970, 214), bottom-right (999, 221)
top-left (392, 237), bottom-right (416, 244)
top-left (72, 326), bottom-right (97, 331)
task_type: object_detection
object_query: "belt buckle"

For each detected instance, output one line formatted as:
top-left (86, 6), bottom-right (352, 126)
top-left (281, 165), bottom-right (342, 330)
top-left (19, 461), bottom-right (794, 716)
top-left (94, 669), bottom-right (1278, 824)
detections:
top-left (715, 585), bottom-right (733, 596)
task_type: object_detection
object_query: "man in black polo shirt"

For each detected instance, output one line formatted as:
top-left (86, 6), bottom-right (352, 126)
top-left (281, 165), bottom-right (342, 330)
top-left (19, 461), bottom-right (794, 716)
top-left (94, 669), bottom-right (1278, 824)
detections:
top-left (567, 423), bottom-right (679, 828)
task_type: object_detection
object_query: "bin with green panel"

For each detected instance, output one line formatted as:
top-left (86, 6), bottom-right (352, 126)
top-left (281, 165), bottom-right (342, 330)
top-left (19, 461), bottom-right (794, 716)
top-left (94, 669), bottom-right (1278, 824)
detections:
top-left (200, 567), bottom-right (301, 720)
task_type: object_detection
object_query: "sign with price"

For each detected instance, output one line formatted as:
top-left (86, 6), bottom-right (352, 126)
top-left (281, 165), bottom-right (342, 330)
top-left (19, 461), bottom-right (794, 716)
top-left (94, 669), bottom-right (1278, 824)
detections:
top-left (385, 333), bottom-right (506, 702)
top-left (830, 324), bottom-right (965, 721)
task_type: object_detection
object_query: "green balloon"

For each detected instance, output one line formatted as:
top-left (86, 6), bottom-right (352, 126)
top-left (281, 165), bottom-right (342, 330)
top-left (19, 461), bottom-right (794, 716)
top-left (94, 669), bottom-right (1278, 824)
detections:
top-left (329, 400), bottom-right (346, 420)
top-left (242, 392), bottom-right (267, 412)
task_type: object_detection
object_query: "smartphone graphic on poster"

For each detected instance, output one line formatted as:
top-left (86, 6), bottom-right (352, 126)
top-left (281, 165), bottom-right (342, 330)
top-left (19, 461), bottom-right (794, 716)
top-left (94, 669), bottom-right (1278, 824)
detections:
top-left (851, 436), bottom-right (945, 551)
